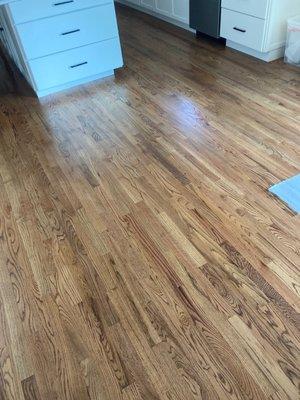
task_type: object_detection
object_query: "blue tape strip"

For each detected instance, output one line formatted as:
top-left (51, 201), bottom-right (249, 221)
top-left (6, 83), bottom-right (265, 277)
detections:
top-left (269, 174), bottom-right (300, 213)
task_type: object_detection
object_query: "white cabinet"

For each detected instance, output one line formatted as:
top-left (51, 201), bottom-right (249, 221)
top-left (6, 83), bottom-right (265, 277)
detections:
top-left (15, 4), bottom-right (119, 60)
top-left (0, 0), bottom-right (123, 96)
top-left (222, 0), bottom-right (269, 19)
top-left (117, 0), bottom-right (189, 25)
top-left (221, 0), bottom-right (300, 61)
top-left (8, 0), bottom-right (108, 23)
top-left (221, 9), bottom-right (266, 52)
top-left (172, 0), bottom-right (189, 23)
top-left (154, 0), bottom-right (172, 17)
top-left (29, 39), bottom-right (122, 92)
top-left (141, 0), bottom-right (154, 10)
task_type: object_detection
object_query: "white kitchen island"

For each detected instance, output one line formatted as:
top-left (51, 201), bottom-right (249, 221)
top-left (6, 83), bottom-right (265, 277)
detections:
top-left (0, 0), bottom-right (123, 97)
top-left (220, 0), bottom-right (300, 62)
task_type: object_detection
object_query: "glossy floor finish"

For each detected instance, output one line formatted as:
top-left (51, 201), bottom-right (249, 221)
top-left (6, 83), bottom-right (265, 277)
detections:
top-left (0, 4), bottom-right (300, 400)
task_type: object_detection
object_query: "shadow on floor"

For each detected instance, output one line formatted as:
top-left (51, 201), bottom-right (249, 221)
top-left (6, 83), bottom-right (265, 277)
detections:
top-left (0, 45), bottom-right (35, 98)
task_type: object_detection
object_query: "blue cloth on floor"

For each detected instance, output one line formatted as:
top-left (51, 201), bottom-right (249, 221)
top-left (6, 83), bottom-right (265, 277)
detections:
top-left (269, 174), bottom-right (300, 213)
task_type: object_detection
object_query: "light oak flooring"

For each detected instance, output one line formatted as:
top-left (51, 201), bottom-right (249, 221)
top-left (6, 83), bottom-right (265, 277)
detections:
top-left (0, 4), bottom-right (299, 400)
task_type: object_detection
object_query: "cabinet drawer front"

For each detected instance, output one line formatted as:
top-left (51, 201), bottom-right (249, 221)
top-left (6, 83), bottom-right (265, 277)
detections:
top-left (220, 9), bottom-right (265, 51)
top-left (16, 4), bottom-right (118, 60)
top-left (29, 38), bottom-right (123, 90)
top-left (9, 0), bottom-right (111, 24)
top-left (221, 0), bottom-right (269, 19)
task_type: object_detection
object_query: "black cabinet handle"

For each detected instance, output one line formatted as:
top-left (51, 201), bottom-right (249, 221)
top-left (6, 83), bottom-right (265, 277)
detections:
top-left (61, 29), bottom-right (80, 36)
top-left (233, 27), bottom-right (246, 33)
top-left (53, 0), bottom-right (74, 6)
top-left (69, 61), bottom-right (88, 69)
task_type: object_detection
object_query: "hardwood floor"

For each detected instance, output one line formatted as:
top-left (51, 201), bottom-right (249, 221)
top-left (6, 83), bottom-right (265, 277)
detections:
top-left (0, 4), bottom-right (300, 399)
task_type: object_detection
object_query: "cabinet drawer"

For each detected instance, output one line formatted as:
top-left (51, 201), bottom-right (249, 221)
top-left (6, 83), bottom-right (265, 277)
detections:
top-left (16, 4), bottom-right (118, 60)
top-left (221, 0), bottom-right (269, 19)
top-left (29, 38), bottom-right (123, 90)
top-left (9, 0), bottom-right (111, 24)
top-left (220, 9), bottom-right (266, 51)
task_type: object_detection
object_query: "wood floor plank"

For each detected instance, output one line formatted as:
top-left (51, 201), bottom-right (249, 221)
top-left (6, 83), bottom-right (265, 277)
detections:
top-left (0, 4), bottom-right (299, 399)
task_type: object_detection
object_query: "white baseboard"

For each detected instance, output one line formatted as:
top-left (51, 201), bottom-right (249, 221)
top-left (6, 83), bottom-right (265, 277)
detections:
top-left (36, 70), bottom-right (115, 98)
top-left (226, 40), bottom-right (284, 62)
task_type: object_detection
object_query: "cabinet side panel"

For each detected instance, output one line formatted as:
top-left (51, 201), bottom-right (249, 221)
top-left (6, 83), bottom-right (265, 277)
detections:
top-left (266, 0), bottom-right (300, 51)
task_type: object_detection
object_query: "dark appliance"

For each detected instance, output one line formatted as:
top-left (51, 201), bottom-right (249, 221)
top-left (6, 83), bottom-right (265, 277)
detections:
top-left (190, 0), bottom-right (221, 39)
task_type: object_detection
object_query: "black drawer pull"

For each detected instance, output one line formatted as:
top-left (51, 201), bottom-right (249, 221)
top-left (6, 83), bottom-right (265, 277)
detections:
top-left (233, 27), bottom-right (246, 33)
top-left (61, 29), bottom-right (80, 36)
top-left (53, 0), bottom-right (74, 6)
top-left (69, 61), bottom-right (88, 69)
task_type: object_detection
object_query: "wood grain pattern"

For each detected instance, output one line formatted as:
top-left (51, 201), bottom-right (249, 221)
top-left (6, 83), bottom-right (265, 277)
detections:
top-left (0, 3), bottom-right (299, 399)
